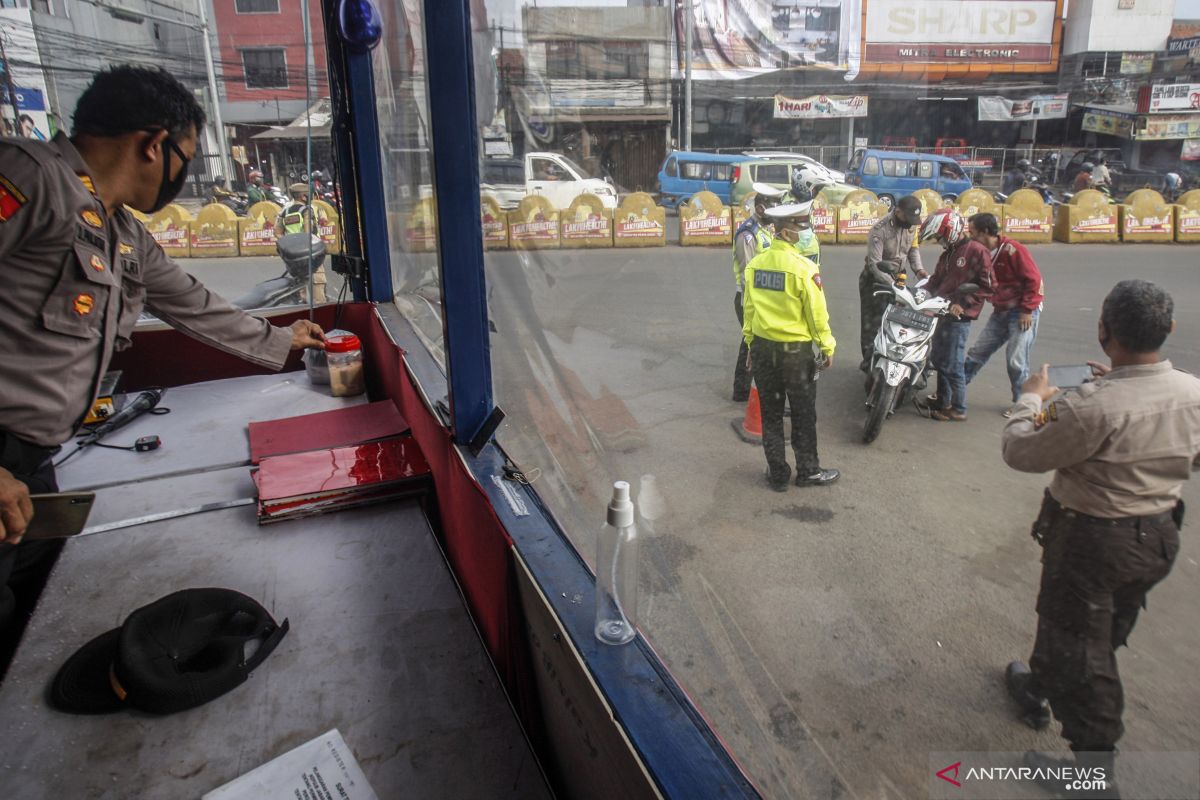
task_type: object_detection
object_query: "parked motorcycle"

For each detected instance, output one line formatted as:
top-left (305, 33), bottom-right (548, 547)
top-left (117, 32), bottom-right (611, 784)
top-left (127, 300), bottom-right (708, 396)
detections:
top-left (232, 232), bottom-right (327, 309)
top-left (862, 276), bottom-right (977, 444)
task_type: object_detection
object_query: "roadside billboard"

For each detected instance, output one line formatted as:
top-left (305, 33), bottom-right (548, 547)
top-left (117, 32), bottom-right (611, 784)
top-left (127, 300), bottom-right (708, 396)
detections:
top-left (977, 94), bottom-right (1068, 121)
top-left (673, 0), bottom-right (861, 79)
top-left (773, 94), bottom-right (868, 119)
top-left (860, 0), bottom-right (1063, 73)
top-left (1147, 83), bottom-right (1200, 113)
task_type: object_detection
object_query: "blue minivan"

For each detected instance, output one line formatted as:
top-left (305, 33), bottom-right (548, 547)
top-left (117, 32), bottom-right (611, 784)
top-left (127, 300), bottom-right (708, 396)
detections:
top-left (657, 151), bottom-right (751, 208)
top-left (845, 148), bottom-right (973, 206)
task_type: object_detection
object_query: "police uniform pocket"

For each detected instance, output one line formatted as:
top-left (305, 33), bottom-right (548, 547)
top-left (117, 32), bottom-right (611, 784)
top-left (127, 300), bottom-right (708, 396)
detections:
top-left (40, 244), bottom-right (115, 339)
top-left (114, 267), bottom-right (145, 352)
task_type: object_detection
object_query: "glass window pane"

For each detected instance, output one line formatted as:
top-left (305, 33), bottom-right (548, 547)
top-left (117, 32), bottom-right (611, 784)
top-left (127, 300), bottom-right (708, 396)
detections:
top-left (375, 0), bottom-right (443, 358)
top-left (463, 2), bottom-right (1198, 798)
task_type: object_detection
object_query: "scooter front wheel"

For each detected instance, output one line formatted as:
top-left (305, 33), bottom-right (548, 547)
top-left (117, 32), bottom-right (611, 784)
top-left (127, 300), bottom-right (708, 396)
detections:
top-left (863, 373), bottom-right (898, 444)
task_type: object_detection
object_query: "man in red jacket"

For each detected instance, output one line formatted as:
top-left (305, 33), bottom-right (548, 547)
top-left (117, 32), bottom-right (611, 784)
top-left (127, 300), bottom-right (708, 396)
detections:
top-left (920, 209), bottom-right (994, 421)
top-left (964, 213), bottom-right (1045, 416)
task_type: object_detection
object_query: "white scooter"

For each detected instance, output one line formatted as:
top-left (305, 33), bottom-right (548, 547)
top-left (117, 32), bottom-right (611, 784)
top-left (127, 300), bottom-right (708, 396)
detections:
top-left (862, 276), bottom-right (976, 444)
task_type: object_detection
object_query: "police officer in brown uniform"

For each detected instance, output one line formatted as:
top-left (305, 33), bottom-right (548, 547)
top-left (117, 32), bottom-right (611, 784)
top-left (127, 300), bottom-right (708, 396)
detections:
top-left (0, 66), bottom-right (326, 661)
top-left (1000, 280), bottom-right (1200, 794)
top-left (860, 196), bottom-right (926, 372)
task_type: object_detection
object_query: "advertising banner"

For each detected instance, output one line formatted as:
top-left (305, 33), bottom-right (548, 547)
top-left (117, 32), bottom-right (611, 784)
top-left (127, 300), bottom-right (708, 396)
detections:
top-left (1137, 113), bottom-right (1200, 141)
top-left (977, 94), bottom-right (1068, 121)
top-left (1120, 53), bottom-right (1154, 75)
top-left (0, 10), bottom-right (53, 138)
top-left (1081, 108), bottom-right (1135, 138)
top-left (1148, 83), bottom-right (1200, 113)
top-left (773, 94), bottom-right (867, 119)
top-left (673, 0), bottom-right (860, 79)
top-left (863, 0), bottom-right (1059, 66)
top-left (1167, 20), bottom-right (1200, 56)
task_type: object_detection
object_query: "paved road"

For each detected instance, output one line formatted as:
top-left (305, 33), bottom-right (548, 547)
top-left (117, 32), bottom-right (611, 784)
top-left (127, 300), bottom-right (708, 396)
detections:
top-left (185, 243), bottom-right (1200, 799)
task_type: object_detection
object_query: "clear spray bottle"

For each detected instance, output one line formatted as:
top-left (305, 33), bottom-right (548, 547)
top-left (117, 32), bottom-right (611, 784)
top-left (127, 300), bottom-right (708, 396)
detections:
top-left (595, 480), bottom-right (639, 645)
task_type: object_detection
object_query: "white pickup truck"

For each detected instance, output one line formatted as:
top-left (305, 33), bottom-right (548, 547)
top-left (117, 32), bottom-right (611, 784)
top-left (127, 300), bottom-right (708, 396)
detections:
top-left (482, 152), bottom-right (618, 210)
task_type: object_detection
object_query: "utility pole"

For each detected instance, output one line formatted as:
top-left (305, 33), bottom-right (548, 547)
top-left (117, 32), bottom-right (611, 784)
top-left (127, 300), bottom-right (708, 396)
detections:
top-left (0, 30), bottom-right (21, 133)
top-left (195, 0), bottom-right (232, 180)
top-left (684, 0), bottom-right (693, 150)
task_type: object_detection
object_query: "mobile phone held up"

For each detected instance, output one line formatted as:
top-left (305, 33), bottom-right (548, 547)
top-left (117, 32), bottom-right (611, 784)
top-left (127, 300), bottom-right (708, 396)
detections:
top-left (1047, 364), bottom-right (1096, 390)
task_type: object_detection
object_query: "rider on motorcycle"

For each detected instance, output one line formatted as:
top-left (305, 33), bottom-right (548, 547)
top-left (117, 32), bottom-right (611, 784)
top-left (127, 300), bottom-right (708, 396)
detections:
top-left (207, 176), bottom-right (237, 204)
top-left (1003, 159), bottom-right (1031, 195)
top-left (246, 170), bottom-right (267, 205)
top-left (1072, 162), bottom-right (1096, 193)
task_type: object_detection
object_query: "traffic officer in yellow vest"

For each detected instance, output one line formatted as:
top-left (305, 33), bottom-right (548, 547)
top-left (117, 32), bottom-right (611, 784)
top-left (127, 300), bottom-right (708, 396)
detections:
top-left (274, 182), bottom-right (327, 303)
top-left (743, 202), bottom-right (839, 492)
top-left (731, 182), bottom-right (787, 401)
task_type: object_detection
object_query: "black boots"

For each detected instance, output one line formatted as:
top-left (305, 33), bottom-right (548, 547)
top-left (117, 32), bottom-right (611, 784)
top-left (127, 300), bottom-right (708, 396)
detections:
top-left (1006, 660), bottom-right (1051, 731)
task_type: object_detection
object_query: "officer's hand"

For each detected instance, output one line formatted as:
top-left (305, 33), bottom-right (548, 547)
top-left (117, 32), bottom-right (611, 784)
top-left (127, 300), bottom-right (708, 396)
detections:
top-left (916, 269), bottom-right (928, 280)
top-left (289, 319), bottom-right (327, 350)
top-left (821, 354), bottom-right (833, 370)
top-left (1018, 313), bottom-right (1034, 331)
top-left (1087, 360), bottom-right (1111, 378)
top-left (1021, 364), bottom-right (1059, 402)
top-left (949, 303), bottom-right (964, 318)
top-left (0, 467), bottom-right (33, 545)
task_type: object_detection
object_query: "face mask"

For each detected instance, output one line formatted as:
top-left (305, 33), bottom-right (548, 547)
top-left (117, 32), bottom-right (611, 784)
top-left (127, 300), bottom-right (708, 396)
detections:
top-left (795, 228), bottom-right (815, 249)
top-left (147, 137), bottom-right (189, 213)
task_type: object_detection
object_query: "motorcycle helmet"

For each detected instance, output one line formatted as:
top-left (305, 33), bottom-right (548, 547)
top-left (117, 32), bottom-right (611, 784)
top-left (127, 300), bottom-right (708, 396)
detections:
top-left (790, 164), bottom-right (830, 204)
top-left (919, 209), bottom-right (966, 248)
top-left (248, 169), bottom-right (263, 182)
top-left (1081, 162), bottom-right (1095, 173)
top-left (1016, 159), bottom-right (1031, 170)
top-left (311, 170), bottom-right (325, 182)
top-left (213, 175), bottom-right (226, 185)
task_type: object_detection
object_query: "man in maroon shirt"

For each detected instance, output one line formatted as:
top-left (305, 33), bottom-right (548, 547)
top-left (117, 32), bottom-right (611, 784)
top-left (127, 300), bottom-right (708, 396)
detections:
top-left (919, 209), bottom-right (994, 421)
top-left (964, 213), bottom-right (1045, 416)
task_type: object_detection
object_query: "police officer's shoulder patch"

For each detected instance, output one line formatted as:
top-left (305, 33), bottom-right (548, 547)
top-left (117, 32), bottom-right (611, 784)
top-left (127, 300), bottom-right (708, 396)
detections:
top-left (0, 173), bottom-right (27, 222)
top-left (812, 273), bottom-right (823, 291)
top-left (1046, 402), bottom-right (1058, 421)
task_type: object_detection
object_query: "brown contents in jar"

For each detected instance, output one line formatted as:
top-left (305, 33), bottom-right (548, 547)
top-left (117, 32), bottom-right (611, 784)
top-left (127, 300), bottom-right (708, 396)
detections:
top-left (329, 360), bottom-right (365, 396)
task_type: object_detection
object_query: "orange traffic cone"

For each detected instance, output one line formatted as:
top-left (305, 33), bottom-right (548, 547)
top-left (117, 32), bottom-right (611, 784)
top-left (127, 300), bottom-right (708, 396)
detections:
top-left (731, 386), bottom-right (763, 444)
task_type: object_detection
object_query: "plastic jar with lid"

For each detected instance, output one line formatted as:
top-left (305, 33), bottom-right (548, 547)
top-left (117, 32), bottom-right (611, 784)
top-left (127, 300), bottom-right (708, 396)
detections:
top-left (325, 333), bottom-right (366, 397)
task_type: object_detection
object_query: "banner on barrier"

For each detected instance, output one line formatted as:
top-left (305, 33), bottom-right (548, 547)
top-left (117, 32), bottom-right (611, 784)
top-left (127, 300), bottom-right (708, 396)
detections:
top-left (1073, 214), bottom-right (1118, 233)
top-left (1125, 213), bottom-right (1172, 234)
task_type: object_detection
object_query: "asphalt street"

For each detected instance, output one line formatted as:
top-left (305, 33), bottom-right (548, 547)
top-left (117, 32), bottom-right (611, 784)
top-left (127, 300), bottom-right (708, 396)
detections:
top-left (184, 242), bottom-right (1200, 799)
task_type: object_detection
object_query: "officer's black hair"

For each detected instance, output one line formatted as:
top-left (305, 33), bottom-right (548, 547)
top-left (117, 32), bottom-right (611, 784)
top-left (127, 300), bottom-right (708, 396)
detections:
top-left (968, 212), bottom-right (1000, 237)
top-left (1102, 280), bottom-right (1174, 353)
top-left (73, 65), bottom-right (206, 140)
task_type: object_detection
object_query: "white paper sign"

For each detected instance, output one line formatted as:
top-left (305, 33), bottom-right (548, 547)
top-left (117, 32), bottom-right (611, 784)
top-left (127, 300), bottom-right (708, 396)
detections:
top-left (203, 729), bottom-right (378, 800)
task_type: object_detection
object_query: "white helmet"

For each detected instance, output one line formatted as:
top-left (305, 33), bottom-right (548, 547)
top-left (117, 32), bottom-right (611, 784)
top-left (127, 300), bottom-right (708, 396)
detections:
top-left (790, 164), bottom-right (833, 203)
top-left (919, 209), bottom-right (966, 249)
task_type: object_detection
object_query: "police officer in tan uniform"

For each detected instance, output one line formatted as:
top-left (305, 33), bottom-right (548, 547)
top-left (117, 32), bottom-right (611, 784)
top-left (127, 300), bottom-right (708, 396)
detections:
top-left (860, 197), bottom-right (926, 372)
top-left (1000, 280), bottom-right (1200, 795)
top-left (0, 65), bottom-right (326, 657)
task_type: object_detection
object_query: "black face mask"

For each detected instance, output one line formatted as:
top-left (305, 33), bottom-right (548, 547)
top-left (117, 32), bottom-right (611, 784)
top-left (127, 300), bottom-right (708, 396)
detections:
top-left (147, 137), bottom-right (189, 213)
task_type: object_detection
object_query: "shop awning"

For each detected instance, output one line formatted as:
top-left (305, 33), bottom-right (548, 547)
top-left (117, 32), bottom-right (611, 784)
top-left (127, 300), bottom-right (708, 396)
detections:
top-left (251, 98), bottom-right (332, 140)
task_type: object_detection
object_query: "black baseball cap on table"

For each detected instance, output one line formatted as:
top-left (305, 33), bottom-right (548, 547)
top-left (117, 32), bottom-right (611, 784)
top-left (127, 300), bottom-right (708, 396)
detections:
top-left (50, 588), bottom-right (289, 715)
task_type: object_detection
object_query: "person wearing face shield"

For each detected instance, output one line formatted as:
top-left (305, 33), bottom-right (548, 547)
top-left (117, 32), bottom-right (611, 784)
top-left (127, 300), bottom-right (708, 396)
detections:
top-left (0, 66), bottom-right (326, 660)
top-left (730, 182), bottom-right (787, 402)
top-left (859, 196), bottom-right (925, 374)
top-left (742, 203), bottom-right (839, 492)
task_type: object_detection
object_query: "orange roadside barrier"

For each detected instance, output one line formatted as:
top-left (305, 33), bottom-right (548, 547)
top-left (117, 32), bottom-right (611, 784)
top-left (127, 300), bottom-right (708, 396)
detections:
top-left (731, 386), bottom-right (763, 443)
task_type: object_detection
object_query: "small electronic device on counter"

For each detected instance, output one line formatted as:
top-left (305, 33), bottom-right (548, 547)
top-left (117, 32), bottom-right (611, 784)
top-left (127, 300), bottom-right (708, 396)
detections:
top-left (83, 371), bottom-right (124, 425)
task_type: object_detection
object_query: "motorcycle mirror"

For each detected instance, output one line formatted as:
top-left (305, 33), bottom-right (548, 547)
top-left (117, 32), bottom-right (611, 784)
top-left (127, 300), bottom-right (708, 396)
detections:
top-left (958, 282), bottom-right (980, 295)
top-left (915, 277), bottom-right (929, 288)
